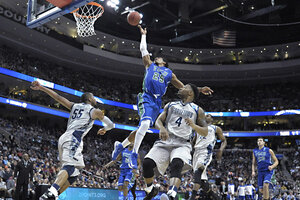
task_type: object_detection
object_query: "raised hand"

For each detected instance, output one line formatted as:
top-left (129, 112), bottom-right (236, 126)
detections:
top-left (138, 25), bottom-right (147, 35)
top-left (30, 81), bottom-right (42, 91)
top-left (199, 86), bottom-right (214, 95)
top-left (97, 128), bottom-right (106, 135)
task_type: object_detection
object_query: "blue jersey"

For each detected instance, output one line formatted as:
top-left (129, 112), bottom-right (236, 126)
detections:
top-left (142, 63), bottom-right (173, 98)
top-left (253, 147), bottom-right (272, 172)
top-left (120, 148), bottom-right (133, 169)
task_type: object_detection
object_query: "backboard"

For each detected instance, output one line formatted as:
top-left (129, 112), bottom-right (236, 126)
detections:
top-left (27, 0), bottom-right (94, 28)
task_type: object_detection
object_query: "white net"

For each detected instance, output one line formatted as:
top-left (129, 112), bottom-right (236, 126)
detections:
top-left (72, 2), bottom-right (104, 37)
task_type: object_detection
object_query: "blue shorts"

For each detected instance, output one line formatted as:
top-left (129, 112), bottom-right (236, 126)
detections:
top-left (118, 168), bottom-right (135, 189)
top-left (257, 170), bottom-right (275, 188)
top-left (137, 92), bottom-right (162, 126)
top-left (239, 196), bottom-right (246, 200)
top-left (246, 195), bottom-right (254, 200)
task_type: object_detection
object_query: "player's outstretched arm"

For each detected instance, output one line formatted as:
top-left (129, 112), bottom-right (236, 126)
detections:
top-left (216, 126), bottom-right (227, 161)
top-left (155, 103), bottom-right (169, 141)
top-left (268, 149), bottom-right (279, 171)
top-left (91, 109), bottom-right (115, 135)
top-left (252, 153), bottom-right (256, 177)
top-left (138, 25), bottom-right (152, 69)
top-left (30, 81), bottom-right (74, 110)
top-left (170, 73), bottom-right (185, 89)
top-left (185, 107), bottom-right (208, 137)
top-left (103, 154), bottom-right (121, 169)
top-left (170, 73), bottom-right (214, 96)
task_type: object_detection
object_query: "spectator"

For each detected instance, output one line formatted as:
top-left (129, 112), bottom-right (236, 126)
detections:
top-left (2, 166), bottom-right (13, 182)
top-left (6, 176), bottom-right (15, 198)
top-left (0, 177), bottom-right (7, 199)
top-left (14, 153), bottom-right (33, 200)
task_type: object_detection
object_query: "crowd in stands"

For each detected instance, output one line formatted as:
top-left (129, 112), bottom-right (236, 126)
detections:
top-left (1, 45), bottom-right (300, 114)
top-left (0, 116), bottom-right (299, 199)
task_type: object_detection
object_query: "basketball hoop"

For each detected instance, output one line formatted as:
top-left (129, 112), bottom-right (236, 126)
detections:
top-left (71, 2), bottom-right (104, 37)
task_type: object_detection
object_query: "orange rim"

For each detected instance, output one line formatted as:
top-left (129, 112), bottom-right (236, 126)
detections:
top-left (71, 2), bottom-right (104, 19)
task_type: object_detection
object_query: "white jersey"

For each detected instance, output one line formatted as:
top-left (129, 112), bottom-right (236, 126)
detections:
top-left (228, 184), bottom-right (235, 195)
top-left (194, 124), bottom-right (217, 149)
top-left (237, 185), bottom-right (246, 196)
top-left (245, 185), bottom-right (255, 195)
top-left (58, 103), bottom-right (95, 169)
top-left (64, 103), bottom-right (95, 139)
top-left (165, 101), bottom-right (198, 140)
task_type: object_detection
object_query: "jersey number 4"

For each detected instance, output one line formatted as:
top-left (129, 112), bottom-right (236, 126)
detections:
top-left (72, 109), bottom-right (84, 119)
top-left (175, 117), bottom-right (182, 127)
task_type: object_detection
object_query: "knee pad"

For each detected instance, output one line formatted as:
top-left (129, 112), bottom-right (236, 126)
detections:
top-left (143, 158), bottom-right (156, 178)
top-left (62, 165), bottom-right (75, 177)
top-left (200, 180), bottom-right (210, 192)
top-left (67, 176), bottom-right (78, 185)
top-left (193, 168), bottom-right (204, 184)
top-left (170, 158), bottom-right (184, 179)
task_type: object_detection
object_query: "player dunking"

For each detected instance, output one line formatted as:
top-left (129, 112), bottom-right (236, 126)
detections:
top-left (30, 81), bottom-right (115, 200)
top-left (252, 137), bottom-right (278, 200)
top-left (189, 114), bottom-right (227, 200)
top-left (112, 25), bottom-right (213, 170)
top-left (142, 84), bottom-right (208, 200)
top-left (104, 144), bottom-right (140, 200)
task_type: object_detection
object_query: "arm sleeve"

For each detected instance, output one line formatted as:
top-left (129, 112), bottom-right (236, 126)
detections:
top-left (101, 116), bottom-right (115, 131)
top-left (140, 35), bottom-right (149, 57)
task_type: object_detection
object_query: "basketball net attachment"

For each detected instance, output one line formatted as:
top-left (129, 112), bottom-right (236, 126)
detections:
top-left (72, 2), bottom-right (104, 37)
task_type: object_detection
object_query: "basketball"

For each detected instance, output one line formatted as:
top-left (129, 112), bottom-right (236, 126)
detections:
top-left (127, 11), bottom-right (141, 26)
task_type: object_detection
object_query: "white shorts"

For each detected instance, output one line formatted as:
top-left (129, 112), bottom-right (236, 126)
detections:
top-left (192, 148), bottom-right (213, 180)
top-left (58, 130), bottom-right (85, 175)
top-left (145, 136), bottom-right (192, 175)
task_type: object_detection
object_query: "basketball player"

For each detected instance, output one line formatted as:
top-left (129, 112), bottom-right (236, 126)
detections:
top-left (227, 180), bottom-right (235, 200)
top-left (189, 114), bottom-right (227, 200)
top-left (30, 81), bottom-right (115, 200)
top-left (252, 138), bottom-right (278, 200)
top-left (104, 144), bottom-right (140, 200)
top-left (245, 181), bottom-right (255, 200)
top-left (112, 25), bottom-right (213, 170)
top-left (142, 83), bottom-right (208, 200)
top-left (237, 182), bottom-right (246, 200)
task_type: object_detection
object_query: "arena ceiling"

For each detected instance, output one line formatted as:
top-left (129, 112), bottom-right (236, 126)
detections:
top-left (91, 0), bottom-right (300, 48)
top-left (2, 0), bottom-right (300, 49)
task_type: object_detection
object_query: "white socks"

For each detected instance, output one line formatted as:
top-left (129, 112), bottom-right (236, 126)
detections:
top-left (133, 120), bottom-right (150, 153)
top-left (49, 186), bottom-right (58, 197)
top-left (145, 184), bottom-right (154, 194)
top-left (121, 138), bottom-right (131, 148)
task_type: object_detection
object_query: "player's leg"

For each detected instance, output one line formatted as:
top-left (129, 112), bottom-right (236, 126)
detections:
top-left (41, 138), bottom-right (82, 199)
top-left (190, 149), bottom-right (207, 200)
top-left (130, 119), bottom-right (151, 168)
top-left (168, 145), bottom-right (192, 199)
top-left (58, 175), bottom-right (77, 195)
top-left (40, 166), bottom-right (77, 199)
top-left (263, 169), bottom-right (275, 200)
top-left (123, 181), bottom-right (130, 199)
top-left (123, 170), bottom-right (135, 200)
top-left (112, 130), bottom-right (137, 160)
top-left (130, 180), bottom-right (137, 200)
top-left (143, 158), bottom-right (159, 199)
top-left (166, 158), bottom-right (184, 199)
top-left (262, 182), bottom-right (269, 200)
top-left (257, 172), bottom-right (264, 200)
top-left (118, 172), bottom-right (126, 195)
top-left (190, 164), bottom-right (205, 200)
